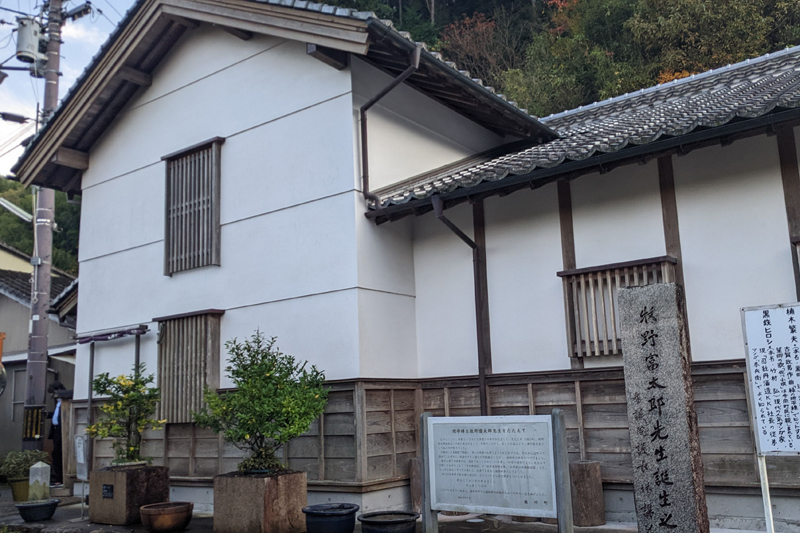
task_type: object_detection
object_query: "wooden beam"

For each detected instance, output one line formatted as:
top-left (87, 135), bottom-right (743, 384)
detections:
top-left (658, 156), bottom-right (685, 288)
top-left (776, 127), bottom-right (800, 300)
top-left (117, 66), bottom-right (152, 87)
top-left (307, 43), bottom-right (348, 70)
top-left (51, 147), bottom-right (88, 170)
top-left (163, 13), bottom-right (199, 28)
top-left (218, 25), bottom-right (252, 40)
top-left (473, 200), bottom-right (493, 416)
top-left (558, 180), bottom-right (582, 369)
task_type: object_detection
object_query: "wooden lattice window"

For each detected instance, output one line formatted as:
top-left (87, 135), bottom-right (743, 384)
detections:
top-left (557, 256), bottom-right (677, 358)
top-left (156, 311), bottom-right (223, 423)
top-left (163, 138), bottom-right (224, 276)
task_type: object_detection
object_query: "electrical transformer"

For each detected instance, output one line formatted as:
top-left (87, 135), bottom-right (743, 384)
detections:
top-left (16, 17), bottom-right (46, 64)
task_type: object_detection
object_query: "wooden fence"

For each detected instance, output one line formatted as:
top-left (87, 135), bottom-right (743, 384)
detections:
top-left (65, 360), bottom-right (800, 491)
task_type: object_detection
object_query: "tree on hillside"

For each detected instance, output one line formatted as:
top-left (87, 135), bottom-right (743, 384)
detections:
top-left (0, 179), bottom-right (80, 275)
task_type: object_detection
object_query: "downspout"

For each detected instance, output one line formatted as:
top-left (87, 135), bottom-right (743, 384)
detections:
top-left (360, 45), bottom-right (422, 206)
top-left (431, 195), bottom-right (491, 416)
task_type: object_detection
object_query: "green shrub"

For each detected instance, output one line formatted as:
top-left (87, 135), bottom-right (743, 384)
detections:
top-left (86, 365), bottom-right (164, 463)
top-left (195, 332), bottom-right (328, 473)
top-left (0, 451), bottom-right (50, 481)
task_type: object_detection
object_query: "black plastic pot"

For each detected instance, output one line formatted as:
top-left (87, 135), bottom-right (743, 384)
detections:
top-left (15, 499), bottom-right (60, 522)
top-left (302, 503), bottom-right (360, 533)
top-left (357, 510), bottom-right (420, 533)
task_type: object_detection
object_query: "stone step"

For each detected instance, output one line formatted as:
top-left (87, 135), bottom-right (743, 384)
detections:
top-left (50, 486), bottom-right (72, 498)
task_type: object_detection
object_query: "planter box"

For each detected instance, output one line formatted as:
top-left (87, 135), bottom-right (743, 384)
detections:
top-left (213, 471), bottom-right (306, 533)
top-left (88, 465), bottom-right (169, 525)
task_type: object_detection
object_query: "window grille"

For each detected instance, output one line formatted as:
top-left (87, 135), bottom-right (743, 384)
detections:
top-left (156, 311), bottom-right (222, 424)
top-left (163, 138), bottom-right (223, 275)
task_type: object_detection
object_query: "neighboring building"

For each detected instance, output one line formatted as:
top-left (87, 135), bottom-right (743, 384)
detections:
top-left (0, 242), bottom-right (77, 457)
top-left (10, 0), bottom-right (800, 527)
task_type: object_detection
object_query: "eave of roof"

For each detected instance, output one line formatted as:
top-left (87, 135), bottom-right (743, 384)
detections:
top-left (367, 46), bottom-right (800, 222)
top-left (11, 0), bottom-right (556, 193)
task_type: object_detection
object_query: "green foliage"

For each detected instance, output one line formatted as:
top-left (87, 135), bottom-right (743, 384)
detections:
top-left (0, 179), bottom-right (80, 275)
top-left (86, 365), bottom-right (164, 463)
top-left (194, 332), bottom-right (328, 473)
top-left (0, 451), bottom-right (50, 481)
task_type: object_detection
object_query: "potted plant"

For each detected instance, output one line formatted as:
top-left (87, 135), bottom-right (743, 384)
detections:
top-left (86, 365), bottom-right (169, 525)
top-left (0, 451), bottom-right (50, 502)
top-left (195, 332), bottom-right (327, 533)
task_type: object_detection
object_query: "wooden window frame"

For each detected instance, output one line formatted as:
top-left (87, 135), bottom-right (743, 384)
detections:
top-left (162, 137), bottom-right (225, 276)
top-left (156, 310), bottom-right (223, 424)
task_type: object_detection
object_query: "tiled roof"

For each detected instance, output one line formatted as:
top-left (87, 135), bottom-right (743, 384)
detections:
top-left (371, 46), bottom-right (800, 209)
top-left (0, 269), bottom-right (75, 308)
top-left (13, 0), bottom-right (554, 185)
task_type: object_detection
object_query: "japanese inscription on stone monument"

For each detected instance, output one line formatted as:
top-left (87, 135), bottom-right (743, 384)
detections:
top-left (426, 415), bottom-right (557, 518)
top-left (619, 283), bottom-right (709, 533)
top-left (742, 303), bottom-right (800, 455)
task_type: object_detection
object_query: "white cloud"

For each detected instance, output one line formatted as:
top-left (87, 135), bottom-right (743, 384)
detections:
top-left (61, 22), bottom-right (109, 49)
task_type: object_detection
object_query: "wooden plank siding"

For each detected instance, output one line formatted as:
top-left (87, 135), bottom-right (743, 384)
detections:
top-left (68, 361), bottom-right (800, 491)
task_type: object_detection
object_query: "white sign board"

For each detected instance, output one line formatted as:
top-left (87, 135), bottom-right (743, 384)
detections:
top-left (741, 303), bottom-right (800, 456)
top-left (75, 434), bottom-right (88, 481)
top-left (426, 415), bottom-right (557, 518)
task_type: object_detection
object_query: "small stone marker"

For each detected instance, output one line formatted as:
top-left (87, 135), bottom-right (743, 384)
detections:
top-left (28, 461), bottom-right (50, 501)
top-left (618, 283), bottom-right (709, 533)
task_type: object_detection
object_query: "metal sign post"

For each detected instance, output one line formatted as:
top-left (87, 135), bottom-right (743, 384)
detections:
top-left (741, 303), bottom-right (800, 533)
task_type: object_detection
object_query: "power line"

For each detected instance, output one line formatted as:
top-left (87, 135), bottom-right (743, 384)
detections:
top-left (96, 0), bottom-right (121, 19)
top-left (0, 5), bottom-right (33, 15)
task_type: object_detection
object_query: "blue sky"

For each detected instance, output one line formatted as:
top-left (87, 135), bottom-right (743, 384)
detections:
top-left (0, 0), bottom-right (133, 175)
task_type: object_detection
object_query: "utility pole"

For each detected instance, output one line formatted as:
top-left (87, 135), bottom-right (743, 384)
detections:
top-left (22, 0), bottom-right (61, 451)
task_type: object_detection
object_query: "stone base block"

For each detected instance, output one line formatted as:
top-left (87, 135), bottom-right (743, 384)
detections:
top-left (88, 465), bottom-right (170, 525)
top-left (213, 471), bottom-right (306, 533)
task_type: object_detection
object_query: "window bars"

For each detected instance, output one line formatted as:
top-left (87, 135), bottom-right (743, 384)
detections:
top-left (163, 138), bottom-right (224, 275)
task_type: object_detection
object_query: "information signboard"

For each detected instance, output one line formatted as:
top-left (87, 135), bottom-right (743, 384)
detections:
top-left (741, 303), bottom-right (800, 456)
top-left (425, 415), bottom-right (557, 518)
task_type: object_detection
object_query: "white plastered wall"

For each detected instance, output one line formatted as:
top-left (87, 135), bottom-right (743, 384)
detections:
top-left (350, 57), bottom-right (505, 191)
top-left (674, 134), bottom-right (796, 361)
top-left (484, 184), bottom-right (568, 373)
top-left (571, 161), bottom-right (666, 268)
top-left (75, 26), bottom-right (363, 392)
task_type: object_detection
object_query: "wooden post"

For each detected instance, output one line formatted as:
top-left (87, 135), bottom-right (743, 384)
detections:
top-left (420, 412), bottom-right (438, 533)
top-left (473, 200), bottom-right (492, 415)
top-left (552, 408), bottom-right (574, 533)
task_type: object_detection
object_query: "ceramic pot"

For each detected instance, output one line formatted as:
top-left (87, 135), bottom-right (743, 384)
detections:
top-left (140, 502), bottom-right (194, 532)
top-left (9, 479), bottom-right (29, 502)
top-left (15, 498), bottom-right (60, 522)
top-left (357, 511), bottom-right (420, 533)
top-left (302, 503), bottom-right (359, 533)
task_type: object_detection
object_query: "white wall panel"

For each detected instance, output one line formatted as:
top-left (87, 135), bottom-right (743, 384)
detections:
top-left (83, 37), bottom-right (351, 188)
top-left (357, 288), bottom-right (417, 378)
top-left (77, 192), bottom-right (358, 333)
top-left (675, 135), bottom-right (796, 361)
top-left (220, 291), bottom-right (360, 384)
top-left (484, 184), bottom-right (569, 373)
top-left (351, 58), bottom-right (505, 191)
top-left (572, 162), bottom-right (665, 268)
top-left (413, 203), bottom-right (478, 378)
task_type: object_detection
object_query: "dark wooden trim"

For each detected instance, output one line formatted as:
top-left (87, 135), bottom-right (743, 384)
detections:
top-left (557, 180), bottom-right (576, 270)
top-left (161, 137), bottom-right (225, 161)
top-left (307, 43), bottom-right (349, 70)
top-left (472, 200), bottom-right (492, 415)
top-left (658, 156), bottom-right (685, 288)
top-left (152, 309), bottom-right (225, 322)
top-left (218, 25), bottom-right (253, 40)
top-left (163, 14), bottom-right (200, 29)
top-left (557, 255), bottom-right (677, 278)
top-left (776, 127), bottom-right (800, 300)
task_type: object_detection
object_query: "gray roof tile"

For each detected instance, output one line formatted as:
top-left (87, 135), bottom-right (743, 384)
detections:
top-left (372, 46), bottom-right (800, 209)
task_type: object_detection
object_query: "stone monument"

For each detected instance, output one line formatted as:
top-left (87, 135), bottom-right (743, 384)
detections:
top-left (618, 283), bottom-right (709, 533)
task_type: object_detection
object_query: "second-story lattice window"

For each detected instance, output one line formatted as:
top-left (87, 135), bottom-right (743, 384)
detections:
top-left (163, 137), bottom-right (224, 276)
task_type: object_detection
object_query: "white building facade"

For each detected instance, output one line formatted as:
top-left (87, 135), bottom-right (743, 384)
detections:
top-left (12, 0), bottom-right (800, 528)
